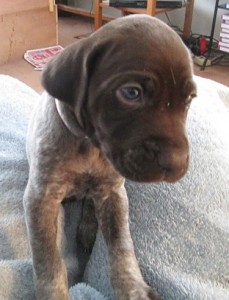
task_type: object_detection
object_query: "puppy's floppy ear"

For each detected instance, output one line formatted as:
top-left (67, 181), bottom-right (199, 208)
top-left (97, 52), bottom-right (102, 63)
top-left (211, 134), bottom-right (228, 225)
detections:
top-left (41, 38), bottom-right (108, 131)
top-left (41, 39), bottom-right (95, 107)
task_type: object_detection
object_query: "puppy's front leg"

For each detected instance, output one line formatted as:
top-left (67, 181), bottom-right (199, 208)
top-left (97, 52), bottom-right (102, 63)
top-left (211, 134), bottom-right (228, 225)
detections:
top-left (95, 183), bottom-right (159, 300)
top-left (23, 179), bottom-right (69, 300)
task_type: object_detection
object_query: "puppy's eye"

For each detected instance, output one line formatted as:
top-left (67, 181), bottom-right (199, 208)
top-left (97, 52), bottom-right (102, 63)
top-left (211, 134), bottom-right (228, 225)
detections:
top-left (121, 87), bottom-right (141, 100)
top-left (185, 93), bottom-right (197, 105)
top-left (117, 84), bottom-right (142, 103)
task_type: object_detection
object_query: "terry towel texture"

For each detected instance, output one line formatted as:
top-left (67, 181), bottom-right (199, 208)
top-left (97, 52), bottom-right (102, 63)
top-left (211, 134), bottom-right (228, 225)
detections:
top-left (0, 75), bottom-right (228, 299)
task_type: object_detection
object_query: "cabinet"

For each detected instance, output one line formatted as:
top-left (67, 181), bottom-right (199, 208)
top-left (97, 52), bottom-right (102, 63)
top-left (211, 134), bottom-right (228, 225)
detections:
top-left (0, 0), bottom-right (57, 64)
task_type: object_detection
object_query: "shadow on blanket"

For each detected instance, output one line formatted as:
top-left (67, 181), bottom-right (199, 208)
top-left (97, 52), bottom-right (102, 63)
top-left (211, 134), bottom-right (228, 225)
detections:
top-left (0, 75), bottom-right (228, 300)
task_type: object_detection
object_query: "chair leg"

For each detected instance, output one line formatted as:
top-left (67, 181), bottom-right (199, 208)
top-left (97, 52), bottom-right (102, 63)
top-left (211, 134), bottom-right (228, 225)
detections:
top-left (146, 0), bottom-right (156, 15)
top-left (182, 0), bottom-right (194, 41)
top-left (94, 0), bottom-right (103, 30)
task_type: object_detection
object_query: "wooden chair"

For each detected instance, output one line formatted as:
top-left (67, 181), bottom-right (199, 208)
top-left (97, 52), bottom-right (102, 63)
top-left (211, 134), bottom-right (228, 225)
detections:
top-left (94, 0), bottom-right (194, 40)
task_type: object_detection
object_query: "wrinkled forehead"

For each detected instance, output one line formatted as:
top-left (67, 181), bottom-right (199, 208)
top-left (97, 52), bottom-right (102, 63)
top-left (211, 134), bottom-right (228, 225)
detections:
top-left (91, 36), bottom-right (192, 88)
top-left (87, 15), bottom-right (194, 93)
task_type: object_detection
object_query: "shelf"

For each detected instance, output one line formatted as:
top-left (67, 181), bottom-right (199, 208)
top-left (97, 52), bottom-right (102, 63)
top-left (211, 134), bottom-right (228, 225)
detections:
top-left (57, 0), bottom-right (194, 41)
top-left (201, 0), bottom-right (229, 70)
top-left (218, 3), bottom-right (229, 9)
top-left (94, 0), bottom-right (194, 40)
top-left (99, 1), bottom-right (187, 15)
top-left (56, 3), bottom-right (183, 22)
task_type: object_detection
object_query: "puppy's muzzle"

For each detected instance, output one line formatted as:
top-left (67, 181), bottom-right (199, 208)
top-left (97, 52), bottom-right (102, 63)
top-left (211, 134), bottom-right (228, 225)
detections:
top-left (115, 137), bottom-right (189, 183)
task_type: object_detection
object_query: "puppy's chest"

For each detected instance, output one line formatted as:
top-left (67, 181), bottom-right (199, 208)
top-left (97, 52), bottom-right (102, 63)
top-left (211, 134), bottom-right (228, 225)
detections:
top-left (68, 173), bottom-right (102, 200)
top-left (64, 153), bottom-right (120, 200)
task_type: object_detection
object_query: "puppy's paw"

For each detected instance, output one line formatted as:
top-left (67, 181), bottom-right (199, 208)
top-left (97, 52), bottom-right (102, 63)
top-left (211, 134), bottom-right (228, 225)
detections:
top-left (147, 286), bottom-right (160, 300)
top-left (132, 285), bottom-right (160, 300)
top-left (117, 283), bottom-right (160, 300)
top-left (36, 283), bottom-right (69, 300)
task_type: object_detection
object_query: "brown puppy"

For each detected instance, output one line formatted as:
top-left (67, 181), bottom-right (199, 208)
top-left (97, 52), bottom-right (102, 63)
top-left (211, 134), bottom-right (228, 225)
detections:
top-left (23, 15), bottom-right (196, 300)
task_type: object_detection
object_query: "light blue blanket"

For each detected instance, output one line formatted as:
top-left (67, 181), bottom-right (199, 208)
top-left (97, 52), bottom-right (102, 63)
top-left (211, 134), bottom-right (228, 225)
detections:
top-left (0, 75), bottom-right (228, 299)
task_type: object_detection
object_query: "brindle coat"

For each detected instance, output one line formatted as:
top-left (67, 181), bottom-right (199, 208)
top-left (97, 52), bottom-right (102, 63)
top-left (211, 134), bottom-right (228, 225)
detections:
top-left (23, 15), bottom-right (196, 300)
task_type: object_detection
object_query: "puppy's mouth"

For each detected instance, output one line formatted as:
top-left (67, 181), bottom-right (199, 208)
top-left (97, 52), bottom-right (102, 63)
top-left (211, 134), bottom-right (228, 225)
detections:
top-left (107, 141), bottom-right (189, 183)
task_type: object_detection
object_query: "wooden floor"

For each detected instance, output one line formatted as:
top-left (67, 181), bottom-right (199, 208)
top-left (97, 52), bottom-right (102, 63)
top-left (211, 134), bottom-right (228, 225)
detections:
top-left (0, 15), bottom-right (228, 93)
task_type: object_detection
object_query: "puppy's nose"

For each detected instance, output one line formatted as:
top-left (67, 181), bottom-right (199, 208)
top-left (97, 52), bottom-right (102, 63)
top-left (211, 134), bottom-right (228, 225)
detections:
top-left (142, 137), bottom-right (189, 181)
top-left (158, 150), bottom-right (189, 181)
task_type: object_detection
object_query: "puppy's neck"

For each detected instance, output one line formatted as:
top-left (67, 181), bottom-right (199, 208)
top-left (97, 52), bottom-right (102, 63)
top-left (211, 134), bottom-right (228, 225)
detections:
top-left (55, 99), bottom-right (88, 140)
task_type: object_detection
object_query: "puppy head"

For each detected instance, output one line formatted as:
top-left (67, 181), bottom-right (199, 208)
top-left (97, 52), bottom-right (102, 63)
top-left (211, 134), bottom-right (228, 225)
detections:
top-left (42, 15), bottom-right (196, 183)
